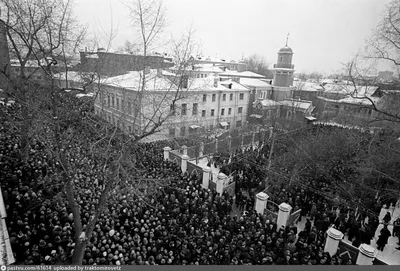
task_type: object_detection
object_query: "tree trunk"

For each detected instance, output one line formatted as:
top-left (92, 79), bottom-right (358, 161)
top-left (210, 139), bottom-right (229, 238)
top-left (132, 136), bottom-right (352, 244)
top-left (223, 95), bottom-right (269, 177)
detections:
top-left (20, 82), bottom-right (30, 162)
top-left (71, 239), bottom-right (86, 265)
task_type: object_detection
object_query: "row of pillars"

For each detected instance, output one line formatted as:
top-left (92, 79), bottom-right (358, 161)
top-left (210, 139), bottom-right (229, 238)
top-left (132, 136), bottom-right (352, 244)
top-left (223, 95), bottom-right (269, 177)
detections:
top-left (167, 129), bottom-right (269, 160)
top-left (255, 192), bottom-right (379, 265)
top-left (163, 146), bottom-right (228, 196)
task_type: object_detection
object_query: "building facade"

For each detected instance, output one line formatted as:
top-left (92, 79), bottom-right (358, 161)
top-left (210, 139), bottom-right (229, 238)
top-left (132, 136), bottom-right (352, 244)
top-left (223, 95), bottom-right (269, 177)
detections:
top-left (93, 69), bottom-right (251, 141)
top-left (248, 45), bottom-right (314, 130)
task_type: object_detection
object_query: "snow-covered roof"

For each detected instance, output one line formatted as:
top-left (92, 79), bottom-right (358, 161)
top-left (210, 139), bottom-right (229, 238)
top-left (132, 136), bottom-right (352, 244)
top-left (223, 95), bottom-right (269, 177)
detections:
top-left (337, 96), bottom-right (378, 106)
top-left (220, 70), bottom-right (265, 78)
top-left (105, 70), bottom-right (175, 91)
top-left (194, 65), bottom-right (224, 73)
top-left (192, 56), bottom-right (244, 64)
top-left (188, 75), bottom-right (248, 92)
top-left (260, 99), bottom-right (278, 107)
top-left (321, 83), bottom-right (378, 97)
top-left (294, 81), bottom-right (324, 91)
top-left (279, 99), bottom-right (314, 110)
top-left (54, 71), bottom-right (101, 83)
top-left (219, 80), bottom-right (249, 91)
top-left (240, 78), bottom-right (272, 88)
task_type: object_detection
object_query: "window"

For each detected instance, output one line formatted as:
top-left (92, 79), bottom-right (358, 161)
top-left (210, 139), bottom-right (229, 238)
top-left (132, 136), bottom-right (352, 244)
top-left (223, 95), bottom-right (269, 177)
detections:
top-left (180, 127), bottom-right (186, 136)
top-left (286, 110), bottom-right (292, 119)
top-left (203, 94), bottom-right (207, 102)
top-left (266, 110), bottom-right (271, 119)
top-left (239, 93), bottom-right (244, 100)
top-left (181, 104), bottom-right (187, 115)
top-left (222, 94), bottom-right (226, 101)
top-left (107, 95), bottom-right (110, 107)
top-left (236, 120), bottom-right (242, 128)
top-left (277, 108), bottom-right (281, 118)
top-left (202, 110), bottom-right (206, 117)
top-left (170, 104), bottom-right (175, 116)
top-left (221, 108), bottom-right (225, 116)
top-left (212, 94), bottom-right (216, 102)
top-left (112, 96), bottom-right (115, 107)
top-left (192, 103), bottom-right (198, 115)
top-left (211, 109), bottom-right (215, 117)
top-left (128, 126), bottom-right (132, 133)
top-left (201, 74), bottom-right (204, 78)
top-left (116, 98), bottom-right (119, 110)
top-left (228, 108), bottom-right (232, 115)
top-left (230, 94), bottom-right (233, 101)
top-left (169, 128), bottom-right (176, 137)
top-left (238, 107), bottom-right (243, 114)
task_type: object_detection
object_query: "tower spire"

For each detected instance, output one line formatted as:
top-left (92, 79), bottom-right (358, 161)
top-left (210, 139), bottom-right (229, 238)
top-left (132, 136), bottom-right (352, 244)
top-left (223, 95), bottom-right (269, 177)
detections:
top-left (286, 33), bottom-right (290, 46)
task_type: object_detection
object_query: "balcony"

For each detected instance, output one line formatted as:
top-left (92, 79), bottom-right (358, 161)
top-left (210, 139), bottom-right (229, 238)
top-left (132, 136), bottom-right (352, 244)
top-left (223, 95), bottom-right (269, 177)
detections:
top-left (273, 64), bottom-right (295, 69)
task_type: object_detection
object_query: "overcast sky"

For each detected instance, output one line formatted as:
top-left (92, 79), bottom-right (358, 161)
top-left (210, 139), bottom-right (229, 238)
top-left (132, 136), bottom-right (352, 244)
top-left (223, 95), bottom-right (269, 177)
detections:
top-left (75, 0), bottom-right (392, 74)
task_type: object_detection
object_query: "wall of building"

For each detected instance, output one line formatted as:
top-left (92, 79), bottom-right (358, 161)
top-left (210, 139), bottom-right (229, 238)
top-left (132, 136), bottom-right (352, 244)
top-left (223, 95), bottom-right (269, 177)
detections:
top-left (272, 86), bottom-right (293, 101)
top-left (0, 21), bottom-right (10, 90)
top-left (293, 89), bottom-right (319, 103)
top-left (78, 51), bottom-right (174, 77)
top-left (94, 84), bottom-right (250, 139)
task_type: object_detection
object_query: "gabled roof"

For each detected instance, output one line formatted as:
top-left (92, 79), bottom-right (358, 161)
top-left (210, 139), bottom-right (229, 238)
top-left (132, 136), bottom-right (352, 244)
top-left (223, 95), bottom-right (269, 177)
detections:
top-left (220, 70), bottom-right (266, 78)
top-left (280, 99), bottom-right (314, 110)
top-left (240, 78), bottom-right (272, 88)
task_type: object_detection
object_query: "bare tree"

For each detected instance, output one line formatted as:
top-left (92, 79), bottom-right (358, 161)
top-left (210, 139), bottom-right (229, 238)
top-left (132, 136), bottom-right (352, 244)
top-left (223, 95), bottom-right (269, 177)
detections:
top-left (366, 0), bottom-right (400, 67)
top-left (343, 55), bottom-right (400, 128)
top-left (243, 54), bottom-right (273, 78)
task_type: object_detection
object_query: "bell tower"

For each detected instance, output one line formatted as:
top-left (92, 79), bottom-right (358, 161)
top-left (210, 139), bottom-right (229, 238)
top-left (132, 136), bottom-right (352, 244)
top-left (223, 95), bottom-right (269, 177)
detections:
top-left (273, 35), bottom-right (295, 88)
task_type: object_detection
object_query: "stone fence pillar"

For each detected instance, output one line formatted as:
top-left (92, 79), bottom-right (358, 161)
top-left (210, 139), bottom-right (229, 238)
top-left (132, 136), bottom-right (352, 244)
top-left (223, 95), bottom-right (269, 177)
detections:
top-left (216, 173), bottom-right (227, 196)
top-left (182, 145), bottom-right (188, 156)
top-left (163, 147), bottom-right (171, 161)
top-left (202, 166), bottom-right (212, 189)
top-left (181, 155), bottom-right (190, 173)
top-left (356, 244), bottom-right (378, 265)
top-left (255, 192), bottom-right (269, 215)
top-left (277, 203), bottom-right (292, 231)
top-left (199, 142), bottom-right (204, 157)
top-left (324, 228), bottom-right (344, 256)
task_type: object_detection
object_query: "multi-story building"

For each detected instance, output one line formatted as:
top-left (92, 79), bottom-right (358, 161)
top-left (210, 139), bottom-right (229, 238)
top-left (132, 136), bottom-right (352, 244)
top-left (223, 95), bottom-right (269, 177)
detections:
top-left (76, 49), bottom-right (174, 77)
top-left (93, 69), bottom-right (250, 141)
top-left (188, 55), bottom-right (246, 72)
top-left (248, 45), bottom-right (315, 130)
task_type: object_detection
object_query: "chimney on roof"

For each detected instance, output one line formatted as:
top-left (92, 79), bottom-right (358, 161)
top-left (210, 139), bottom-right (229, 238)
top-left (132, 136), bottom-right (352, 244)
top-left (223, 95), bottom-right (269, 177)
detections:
top-left (214, 77), bottom-right (219, 88)
top-left (228, 83), bottom-right (232, 89)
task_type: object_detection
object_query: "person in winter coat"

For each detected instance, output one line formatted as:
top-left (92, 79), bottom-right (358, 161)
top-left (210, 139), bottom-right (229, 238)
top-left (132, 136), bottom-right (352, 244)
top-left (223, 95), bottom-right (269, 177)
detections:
top-left (377, 225), bottom-right (391, 251)
top-left (382, 212), bottom-right (391, 225)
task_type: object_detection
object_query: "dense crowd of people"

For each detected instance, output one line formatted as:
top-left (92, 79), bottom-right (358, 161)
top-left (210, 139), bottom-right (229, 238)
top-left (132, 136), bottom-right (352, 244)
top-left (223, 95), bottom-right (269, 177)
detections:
top-left (1, 97), bottom-right (399, 266)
